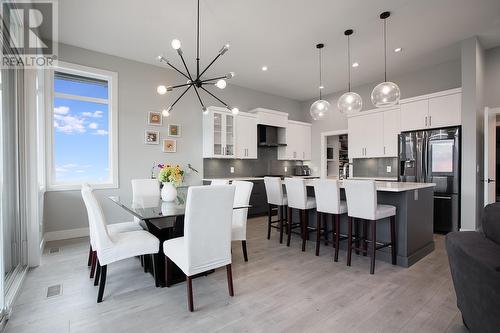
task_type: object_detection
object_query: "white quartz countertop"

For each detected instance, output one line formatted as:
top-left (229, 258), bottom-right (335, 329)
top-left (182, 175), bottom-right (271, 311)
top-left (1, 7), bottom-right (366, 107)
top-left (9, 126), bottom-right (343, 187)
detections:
top-left (202, 175), bottom-right (320, 182)
top-left (303, 179), bottom-right (436, 192)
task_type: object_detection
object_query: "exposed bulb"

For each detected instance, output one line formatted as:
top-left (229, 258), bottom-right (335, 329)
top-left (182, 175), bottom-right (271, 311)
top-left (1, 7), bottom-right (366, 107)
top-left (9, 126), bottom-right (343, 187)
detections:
top-left (202, 107), bottom-right (209, 115)
top-left (338, 91), bottom-right (362, 115)
top-left (162, 107), bottom-right (171, 117)
top-left (310, 100), bottom-right (330, 120)
top-left (231, 107), bottom-right (239, 115)
top-left (171, 39), bottom-right (181, 50)
top-left (219, 43), bottom-right (230, 55)
top-left (226, 72), bottom-right (235, 79)
top-left (157, 85), bottom-right (167, 95)
top-left (215, 79), bottom-right (227, 89)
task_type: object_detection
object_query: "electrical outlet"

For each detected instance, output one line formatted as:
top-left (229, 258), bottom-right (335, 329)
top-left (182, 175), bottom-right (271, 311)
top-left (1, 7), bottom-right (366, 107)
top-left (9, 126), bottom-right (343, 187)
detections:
top-left (284, 166), bottom-right (288, 173)
top-left (230, 167), bottom-right (234, 173)
top-left (386, 166), bottom-right (392, 173)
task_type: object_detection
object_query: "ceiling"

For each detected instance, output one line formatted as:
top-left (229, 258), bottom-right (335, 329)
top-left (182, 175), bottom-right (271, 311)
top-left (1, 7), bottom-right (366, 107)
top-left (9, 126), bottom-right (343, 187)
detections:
top-left (57, 0), bottom-right (500, 101)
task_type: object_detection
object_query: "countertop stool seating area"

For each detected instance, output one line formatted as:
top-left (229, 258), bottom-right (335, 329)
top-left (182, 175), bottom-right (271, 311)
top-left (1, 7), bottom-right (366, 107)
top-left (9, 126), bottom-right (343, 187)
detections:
top-left (163, 185), bottom-right (236, 312)
top-left (81, 184), bottom-right (160, 302)
top-left (263, 177), bottom-right (289, 243)
top-left (313, 179), bottom-right (348, 260)
top-left (211, 179), bottom-right (230, 185)
top-left (284, 178), bottom-right (317, 251)
top-left (231, 181), bottom-right (254, 262)
top-left (344, 179), bottom-right (397, 274)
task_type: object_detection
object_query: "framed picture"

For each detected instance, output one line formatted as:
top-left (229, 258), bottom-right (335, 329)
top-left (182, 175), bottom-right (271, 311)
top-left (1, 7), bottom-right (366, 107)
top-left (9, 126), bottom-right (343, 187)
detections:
top-left (163, 139), bottom-right (177, 153)
top-left (168, 124), bottom-right (181, 137)
top-left (144, 130), bottom-right (159, 145)
top-left (148, 111), bottom-right (163, 126)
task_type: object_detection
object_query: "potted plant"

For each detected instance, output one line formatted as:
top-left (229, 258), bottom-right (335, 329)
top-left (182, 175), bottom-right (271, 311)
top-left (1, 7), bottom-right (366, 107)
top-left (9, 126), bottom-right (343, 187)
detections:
top-left (157, 164), bottom-right (184, 201)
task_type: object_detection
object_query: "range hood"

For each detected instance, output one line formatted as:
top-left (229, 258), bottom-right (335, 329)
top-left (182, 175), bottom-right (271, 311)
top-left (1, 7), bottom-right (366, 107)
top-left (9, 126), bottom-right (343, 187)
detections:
top-left (258, 125), bottom-right (287, 147)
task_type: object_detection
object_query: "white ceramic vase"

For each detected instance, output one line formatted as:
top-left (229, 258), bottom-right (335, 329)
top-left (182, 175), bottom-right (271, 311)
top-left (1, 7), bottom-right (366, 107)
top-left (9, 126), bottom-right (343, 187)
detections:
top-left (161, 182), bottom-right (177, 202)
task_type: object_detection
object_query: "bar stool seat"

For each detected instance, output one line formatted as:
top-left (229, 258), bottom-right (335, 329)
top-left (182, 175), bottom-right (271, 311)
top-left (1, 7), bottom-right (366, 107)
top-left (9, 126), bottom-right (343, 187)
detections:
top-left (375, 205), bottom-right (396, 220)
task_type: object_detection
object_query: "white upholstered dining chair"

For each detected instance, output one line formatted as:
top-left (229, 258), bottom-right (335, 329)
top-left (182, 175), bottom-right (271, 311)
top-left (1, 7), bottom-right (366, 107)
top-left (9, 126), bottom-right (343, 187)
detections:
top-left (263, 177), bottom-right (288, 243)
top-left (81, 184), bottom-right (160, 302)
top-left (163, 185), bottom-right (235, 311)
top-left (231, 181), bottom-right (254, 262)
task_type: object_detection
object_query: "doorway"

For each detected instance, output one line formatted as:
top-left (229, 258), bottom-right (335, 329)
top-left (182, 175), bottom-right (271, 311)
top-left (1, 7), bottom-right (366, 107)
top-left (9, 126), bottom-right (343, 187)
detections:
top-left (320, 130), bottom-right (348, 179)
top-left (484, 107), bottom-right (500, 206)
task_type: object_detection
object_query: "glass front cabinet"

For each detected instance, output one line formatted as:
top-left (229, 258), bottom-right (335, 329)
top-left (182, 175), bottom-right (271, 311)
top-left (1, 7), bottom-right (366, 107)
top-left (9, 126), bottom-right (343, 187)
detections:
top-left (203, 107), bottom-right (236, 158)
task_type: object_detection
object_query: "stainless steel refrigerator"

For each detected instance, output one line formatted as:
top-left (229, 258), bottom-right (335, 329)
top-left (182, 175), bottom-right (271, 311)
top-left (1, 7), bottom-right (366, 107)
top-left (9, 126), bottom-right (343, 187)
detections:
top-left (399, 127), bottom-right (461, 233)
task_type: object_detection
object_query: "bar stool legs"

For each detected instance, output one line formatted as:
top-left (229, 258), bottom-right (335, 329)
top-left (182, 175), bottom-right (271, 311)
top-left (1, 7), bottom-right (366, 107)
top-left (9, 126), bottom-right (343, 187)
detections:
top-left (347, 217), bottom-right (353, 266)
top-left (301, 210), bottom-right (307, 252)
top-left (370, 220), bottom-right (376, 275)
top-left (315, 211), bottom-right (322, 256)
top-left (334, 214), bottom-right (341, 262)
top-left (267, 204), bottom-right (272, 240)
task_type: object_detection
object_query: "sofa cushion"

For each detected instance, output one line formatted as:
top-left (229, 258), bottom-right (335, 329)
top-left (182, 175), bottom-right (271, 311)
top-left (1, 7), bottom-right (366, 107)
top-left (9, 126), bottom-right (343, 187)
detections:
top-left (483, 203), bottom-right (500, 246)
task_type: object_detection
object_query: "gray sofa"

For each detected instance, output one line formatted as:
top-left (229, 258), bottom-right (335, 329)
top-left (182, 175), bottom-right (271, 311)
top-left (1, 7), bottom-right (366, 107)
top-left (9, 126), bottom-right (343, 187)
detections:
top-left (446, 203), bottom-right (500, 332)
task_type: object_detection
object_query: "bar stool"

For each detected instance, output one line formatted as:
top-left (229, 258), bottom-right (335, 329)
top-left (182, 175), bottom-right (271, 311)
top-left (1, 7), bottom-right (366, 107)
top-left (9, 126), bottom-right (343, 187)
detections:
top-left (313, 179), bottom-right (348, 260)
top-left (284, 178), bottom-right (316, 251)
top-left (263, 177), bottom-right (288, 243)
top-left (344, 179), bottom-right (397, 274)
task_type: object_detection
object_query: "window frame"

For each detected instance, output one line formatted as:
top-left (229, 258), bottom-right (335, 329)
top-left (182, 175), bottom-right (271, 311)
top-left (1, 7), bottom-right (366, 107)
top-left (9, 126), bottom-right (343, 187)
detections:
top-left (46, 61), bottom-right (119, 191)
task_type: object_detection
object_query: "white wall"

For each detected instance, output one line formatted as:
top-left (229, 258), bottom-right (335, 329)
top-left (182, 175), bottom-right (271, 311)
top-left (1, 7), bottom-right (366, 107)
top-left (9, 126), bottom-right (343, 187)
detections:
top-left (43, 43), bottom-right (304, 235)
top-left (485, 46), bottom-right (500, 108)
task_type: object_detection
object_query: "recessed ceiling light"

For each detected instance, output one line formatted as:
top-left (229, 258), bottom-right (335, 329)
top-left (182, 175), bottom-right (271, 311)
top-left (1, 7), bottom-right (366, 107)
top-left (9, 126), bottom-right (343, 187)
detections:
top-left (394, 47), bottom-right (402, 53)
top-left (261, 66), bottom-right (268, 71)
top-left (352, 62), bottom-right (359, 68)
top-left (319, 85), bottom-right (324, 90)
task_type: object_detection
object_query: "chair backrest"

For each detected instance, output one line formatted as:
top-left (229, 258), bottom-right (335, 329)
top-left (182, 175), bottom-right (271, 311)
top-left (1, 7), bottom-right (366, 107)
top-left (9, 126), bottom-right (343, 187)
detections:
top-left (211, 179), bottom-right (229, 185)
top-left (231, 181), bottom-right (254, 240)
top-left (131, 179), bottom-right (160, 201)
top-left (284, 177), bottom-right (308, 210)
top-left (343, 179), bottom-right (377, 220)
top-left (81, 184), bottom-right (114, 251)
top-left (264, 177), bottom-right (285, 206)
top-left (183, 185), bottom-right (235, 272)
top-left (313, 179), bottom-right (342, 214)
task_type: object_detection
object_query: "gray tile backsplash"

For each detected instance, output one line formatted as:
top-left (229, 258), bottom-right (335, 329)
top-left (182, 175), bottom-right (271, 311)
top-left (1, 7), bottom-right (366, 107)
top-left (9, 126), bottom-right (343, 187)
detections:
top-left (203, 147), bottom-right (302, 178)
top-left (353, 157), bottom-right (398, 178)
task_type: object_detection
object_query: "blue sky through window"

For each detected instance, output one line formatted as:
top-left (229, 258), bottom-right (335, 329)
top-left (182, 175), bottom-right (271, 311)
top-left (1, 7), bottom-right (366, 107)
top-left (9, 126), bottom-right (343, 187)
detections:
top-left (53, 77), bottom-right (110, 183)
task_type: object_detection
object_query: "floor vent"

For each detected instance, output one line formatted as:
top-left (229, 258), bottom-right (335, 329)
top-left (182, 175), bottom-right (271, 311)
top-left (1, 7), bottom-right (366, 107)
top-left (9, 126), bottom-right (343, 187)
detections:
top-left (48, 247), bottom-right (60, 254)
top-left (46, 284), bottom-right (62, 298)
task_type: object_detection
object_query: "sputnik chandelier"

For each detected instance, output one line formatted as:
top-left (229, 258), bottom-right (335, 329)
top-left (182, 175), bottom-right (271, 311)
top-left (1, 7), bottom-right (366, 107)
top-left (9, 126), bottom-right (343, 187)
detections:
top-left (156, 0), bottom-right (238, 116)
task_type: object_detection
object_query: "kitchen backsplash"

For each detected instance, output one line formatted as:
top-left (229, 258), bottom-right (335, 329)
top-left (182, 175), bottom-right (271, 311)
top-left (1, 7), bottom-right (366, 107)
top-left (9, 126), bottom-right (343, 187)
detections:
top-left (203, 147), bottom-right (303, 178)
top-left (353, 157), bottom-right (398, 178)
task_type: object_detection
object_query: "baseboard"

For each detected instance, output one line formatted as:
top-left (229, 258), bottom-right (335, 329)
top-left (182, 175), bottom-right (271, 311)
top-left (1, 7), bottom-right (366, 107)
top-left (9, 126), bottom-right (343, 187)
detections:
top-left (44, 227), bottom-right (89, 242)
top-left (459, 228), bottom-right (476, 232)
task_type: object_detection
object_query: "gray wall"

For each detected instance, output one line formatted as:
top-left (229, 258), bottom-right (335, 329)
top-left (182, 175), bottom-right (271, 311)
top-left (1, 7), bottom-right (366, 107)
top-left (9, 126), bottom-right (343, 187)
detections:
top-left (44, 43), bottom-right (303, 233)
top-left (485, 46), bottom-right (500, 108)
top-left (300, 58), bottom-right (462, 176)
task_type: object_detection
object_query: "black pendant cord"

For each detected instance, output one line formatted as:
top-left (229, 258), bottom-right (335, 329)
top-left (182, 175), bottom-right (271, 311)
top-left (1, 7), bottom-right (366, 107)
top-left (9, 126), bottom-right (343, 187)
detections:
top-left (318, 46), bottom-right (323, 100)
top-left (384, 17), bottom-right (387, 82)
top-left (196, 0), bottom-right (200, 78)
top-left (347, 34), bottom-right (351, 92)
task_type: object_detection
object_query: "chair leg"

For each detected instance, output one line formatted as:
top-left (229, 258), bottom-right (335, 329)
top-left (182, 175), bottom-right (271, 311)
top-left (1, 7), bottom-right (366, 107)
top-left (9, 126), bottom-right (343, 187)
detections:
top-left (334, 214), bottom-right (340, 262)
top-left (97, 265), bottom-right (107, 303)
top-left (370, 220), bottom-right (377, 275)
top-left (94, 261), bottom-right (101, 286)
top-left (279, 206), bottom-right (284, 244)
top-left (284, 206), bottom-right (288, 235)
top-left (226, 264), bottom-right (234, 297)
top-left (153, 254), bottom-right (161, 287)
top-left (267, 204), bottom-right (272, 240)
top-left (315, 210), bottom-right (321, 256)
top-left (87, 245), bottom-right (92, 266)
top-left (186, 276), bottom-right (194, 312)
top-left (305, 210), bottom-right (310, 241)
top-left (390, 216), bottom-right (397, 265)
top-left (347, 216), bottom-right (353, 266)
top-left (90, 251), bottom-right (97, 278)
top-left (363, 220), bottom-right (368, 257)
top-left (324, 213), bottom-right (329, 246)
top-left (354, 218), bottom-right (360, 255)
top-left (301, 210), bottom-right (307, 252)
top-left (287, 207), bottom-right (292, 247)
top-left (242, 240), bottom-right (248, 262)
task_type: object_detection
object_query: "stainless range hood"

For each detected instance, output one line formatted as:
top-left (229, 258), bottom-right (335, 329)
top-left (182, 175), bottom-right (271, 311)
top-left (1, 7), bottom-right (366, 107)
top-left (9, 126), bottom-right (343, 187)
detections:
top-left (258, 125), bottom-right (287, 147)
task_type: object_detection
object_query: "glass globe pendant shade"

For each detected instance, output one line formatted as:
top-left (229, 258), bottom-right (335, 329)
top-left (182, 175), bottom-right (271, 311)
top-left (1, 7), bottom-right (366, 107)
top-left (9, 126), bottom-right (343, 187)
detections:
top-left (338, 91), bottom-right (362, 114)
top-left (310, 99), bottom-right (330, 120)
top-left (371, 81), bottom-right (400, 108)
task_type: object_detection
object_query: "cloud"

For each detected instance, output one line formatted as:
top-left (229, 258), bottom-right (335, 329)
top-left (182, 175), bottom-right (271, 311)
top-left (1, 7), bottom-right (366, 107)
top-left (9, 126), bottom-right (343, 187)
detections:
top-left (82, 110), bottom-right (104, 118)
top-left (54, 114), bottom-right (86, 134)
top-left (88, 122), bottom-right (98, 129)
top-left (54, 106), bottom-right (70, 115)
top-left (93, 129), bottom-right (108, 136)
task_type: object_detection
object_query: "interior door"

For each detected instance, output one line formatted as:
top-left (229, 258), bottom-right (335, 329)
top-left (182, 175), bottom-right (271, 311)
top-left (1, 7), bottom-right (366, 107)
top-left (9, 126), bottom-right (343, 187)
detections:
top-left (484, 107), bottom-right (497, 206)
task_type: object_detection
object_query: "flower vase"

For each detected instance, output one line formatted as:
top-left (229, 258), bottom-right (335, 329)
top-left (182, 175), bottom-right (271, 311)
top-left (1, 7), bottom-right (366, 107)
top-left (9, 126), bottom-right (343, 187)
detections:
top-left (161, 182), bottom-right (177, 202)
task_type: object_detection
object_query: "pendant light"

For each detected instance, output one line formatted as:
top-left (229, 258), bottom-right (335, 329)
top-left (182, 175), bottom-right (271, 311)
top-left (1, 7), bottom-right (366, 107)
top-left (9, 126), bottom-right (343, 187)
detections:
top-left (310, 43), bottom-right (330, 120)
top-left (371, 11), bottom-right (400, 108)
top-left (338, 29), bottom-right (362, 114)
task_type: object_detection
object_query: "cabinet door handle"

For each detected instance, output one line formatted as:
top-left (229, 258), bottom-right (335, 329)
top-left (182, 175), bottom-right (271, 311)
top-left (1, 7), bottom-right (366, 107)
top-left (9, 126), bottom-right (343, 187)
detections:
top-left (429, 116), bottom-right (432, 127)
top-left (384, 146), bottom-right (386, 155)
top-left (425, 116), bottom-right (428, 127)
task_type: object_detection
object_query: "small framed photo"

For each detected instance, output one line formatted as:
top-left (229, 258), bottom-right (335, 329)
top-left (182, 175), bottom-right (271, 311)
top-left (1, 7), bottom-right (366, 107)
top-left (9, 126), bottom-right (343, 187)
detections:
top-left (148, 111), bottom-right (163, 126)
top-left (163, 139), bottom-right (177, 153)
top-left (144, 130), bottom-right (159, 145)
top-left (168, 124), bottom-right (181, 137)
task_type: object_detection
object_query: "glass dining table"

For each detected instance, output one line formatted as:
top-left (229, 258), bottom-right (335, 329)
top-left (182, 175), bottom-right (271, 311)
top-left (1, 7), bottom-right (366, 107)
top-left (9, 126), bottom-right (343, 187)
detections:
top-left (109, 185), bottom-right (250, 288)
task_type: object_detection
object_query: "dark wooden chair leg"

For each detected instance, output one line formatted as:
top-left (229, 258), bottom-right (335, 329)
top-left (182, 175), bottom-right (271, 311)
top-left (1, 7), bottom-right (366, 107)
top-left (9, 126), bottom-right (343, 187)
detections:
top-left (87, 245), bottom-right (92, 266)
top-left (185, 275), bottom-right (194, 311)
top-left (284, 206), bottom-right (288, 235)
top-left (90, 251), bottom-right (97, 278)
top-left (347, 216), bottom-right (353, 266)
top-left (334, 214), bottom-right (340, 262)
top-left (363, 220), bottom-right (368, 256)
top-left (242, 240), bottom-right (248, 262)
top-left (279, 206), bottom-right (284, 244)
top-left (226, 264), bottom-right (234, 297)
top-left (305, 210), bottom-right (310, 240)
top-left (152, 253), bottom-right (161, 287)
top-left (267, 204), bottom-right (272, 240)
top-left (301, 210), bottom-right (307, 252)
top-left (315, 210), bottom-right (321, 256)
top-left (287, 207), bottom-right (292, 246)
top-left (354, 218), bottom-right (360, 255)
top-left (370, 220), bottom-right (377, 274)
top-left (390, 216), bottom-right (397, 265)
top-left (97, 265), bottom-right (107, 303)
top-left (324, 213), bottom-right (329, 246)
top-left (94, 261), bottom-right (101, 286)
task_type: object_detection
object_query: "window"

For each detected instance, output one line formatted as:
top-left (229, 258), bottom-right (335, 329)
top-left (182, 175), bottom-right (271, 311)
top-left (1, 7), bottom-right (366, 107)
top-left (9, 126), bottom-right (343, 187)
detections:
top-left (47, 62), bottom-right (118, 190)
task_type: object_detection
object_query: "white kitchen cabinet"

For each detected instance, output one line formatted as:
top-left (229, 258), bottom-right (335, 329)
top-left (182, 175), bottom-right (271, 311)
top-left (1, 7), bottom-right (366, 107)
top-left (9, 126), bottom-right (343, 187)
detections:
top-left (383, 108), bottom-right (401, 157)
top-left (428, 93), bottom-right (461, 128)
top-left (400, 99), bottom-right (429, 131)
top-left (278, 121), bottom-right (312, 160)
top-left (202, 107), bottom-right (236, 158)
top-left (236, 113), bottom-right (257, 159)
top-left (347, 115), bottom-right (366, 159)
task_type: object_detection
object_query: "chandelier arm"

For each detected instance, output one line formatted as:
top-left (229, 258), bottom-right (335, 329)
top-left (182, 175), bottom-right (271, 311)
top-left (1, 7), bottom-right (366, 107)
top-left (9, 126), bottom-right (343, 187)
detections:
top-left (198, 53), bottom-right (222, 79)
top-left (164, 62), bottom-right (191, 81)
top-left (178, 51), bottom-right (194, 80)
top-left (170, 82), bottom-right (193, 90)
top-left (200, 86), bottom-right (229, 107)
top-left (193, 85), bottom-right (206, 109)
top-left (170, 85), bottom-right (193, 109)
top-left (200, 75), bottom-right (227, 83)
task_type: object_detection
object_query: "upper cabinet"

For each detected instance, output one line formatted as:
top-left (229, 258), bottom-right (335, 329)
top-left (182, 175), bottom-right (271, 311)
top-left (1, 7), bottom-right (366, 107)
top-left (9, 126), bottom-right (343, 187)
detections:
top-left (348, 110), bottom-right (394, 159)
top-left (278, 121), bottom-right (312, 161)
top-left (383, 108), bottom-right (401, 157)
top-left (400, 90), bottom-right (461, 132)
top-left (235, 113), bottom-right (257, 159)
top-left (203, 107), bottom-right (236, 158)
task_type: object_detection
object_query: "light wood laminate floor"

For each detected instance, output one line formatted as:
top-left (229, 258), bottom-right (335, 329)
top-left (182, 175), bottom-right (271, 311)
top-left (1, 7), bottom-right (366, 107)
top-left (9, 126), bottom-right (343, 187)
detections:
top-left (6, 216), bottom-right (467, 333)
